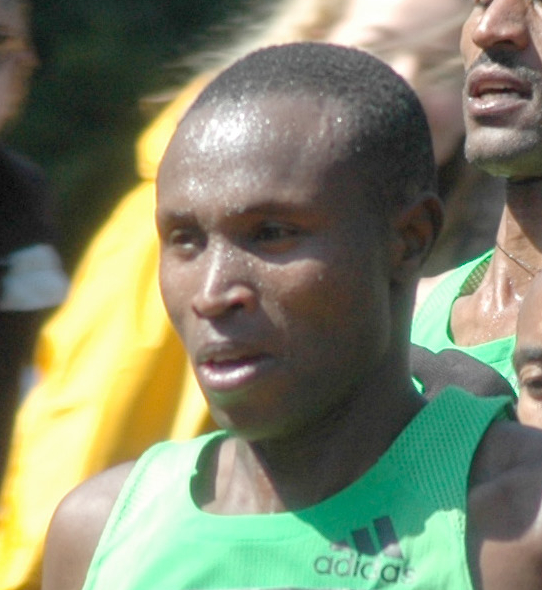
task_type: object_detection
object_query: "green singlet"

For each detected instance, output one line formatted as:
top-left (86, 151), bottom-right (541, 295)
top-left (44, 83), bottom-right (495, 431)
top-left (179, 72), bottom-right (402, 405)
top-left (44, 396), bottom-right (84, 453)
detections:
top-left (412, 249), bottom-right (518, 394)
top-left (82, 387), bottom-right (512, 590)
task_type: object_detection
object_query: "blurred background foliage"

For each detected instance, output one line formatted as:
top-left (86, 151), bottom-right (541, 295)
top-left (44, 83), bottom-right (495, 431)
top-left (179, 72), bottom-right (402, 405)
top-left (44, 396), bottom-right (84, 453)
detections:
top-left (6, 0), bottom-right (272, 271)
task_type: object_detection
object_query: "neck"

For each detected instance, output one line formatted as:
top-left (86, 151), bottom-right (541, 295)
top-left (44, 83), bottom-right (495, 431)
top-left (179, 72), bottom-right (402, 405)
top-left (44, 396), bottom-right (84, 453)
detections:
top-left (491, 179), bottom-right (542, 294)
top-left (203, 360), bottom-right (423, 515)
top-left (450, 177), bottom-right (542, 346)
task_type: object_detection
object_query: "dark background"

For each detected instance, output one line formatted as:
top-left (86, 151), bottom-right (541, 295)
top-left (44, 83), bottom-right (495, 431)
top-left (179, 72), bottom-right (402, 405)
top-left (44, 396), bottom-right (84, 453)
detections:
top-left (7, 0), bottom-right (274, 271)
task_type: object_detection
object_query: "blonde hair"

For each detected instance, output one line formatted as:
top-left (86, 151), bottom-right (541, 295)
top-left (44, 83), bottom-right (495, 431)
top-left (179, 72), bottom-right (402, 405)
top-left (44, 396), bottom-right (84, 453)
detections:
top-left (183, 0), bottom-right (348, 74)
top-left (347, 3), bottom-right (471, 90)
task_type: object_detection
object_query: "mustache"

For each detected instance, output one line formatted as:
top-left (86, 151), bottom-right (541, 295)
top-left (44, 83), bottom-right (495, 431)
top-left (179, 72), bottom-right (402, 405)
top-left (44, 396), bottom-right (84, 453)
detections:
top-left (465, 49), bottom-right (542, 84)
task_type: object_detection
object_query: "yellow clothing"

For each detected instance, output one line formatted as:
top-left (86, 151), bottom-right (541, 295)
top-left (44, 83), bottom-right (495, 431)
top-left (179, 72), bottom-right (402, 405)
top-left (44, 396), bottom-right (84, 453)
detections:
top-left (0, 75), bottom-right (214, 590)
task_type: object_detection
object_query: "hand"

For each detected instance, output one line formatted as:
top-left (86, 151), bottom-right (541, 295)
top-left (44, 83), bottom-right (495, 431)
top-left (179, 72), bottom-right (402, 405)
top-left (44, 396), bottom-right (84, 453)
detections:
top-left (410, 344), bottom-right (516, 401)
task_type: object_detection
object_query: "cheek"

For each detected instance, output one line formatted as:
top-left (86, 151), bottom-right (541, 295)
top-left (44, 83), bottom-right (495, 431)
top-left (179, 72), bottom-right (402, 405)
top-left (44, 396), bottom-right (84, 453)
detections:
top-left (0, 69), bottom-right (13, 127)
top-left (517, 394), bottom-right (542, 429)
top-left (0, 60), bottom-right (26, 100)
top-left (269, 263), bottom-right (331, 325)
top-left (159, 256), bottom-right (191, 329)
top-left (267, 257), bottom-right (384, 343)
top-left (460, 21), bottom-right (477, 69)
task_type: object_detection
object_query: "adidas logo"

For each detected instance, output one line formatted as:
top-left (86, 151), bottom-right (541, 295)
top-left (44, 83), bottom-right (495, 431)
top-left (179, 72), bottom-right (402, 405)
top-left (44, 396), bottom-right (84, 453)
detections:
top-left (313, 517), bottom-right (416, 584)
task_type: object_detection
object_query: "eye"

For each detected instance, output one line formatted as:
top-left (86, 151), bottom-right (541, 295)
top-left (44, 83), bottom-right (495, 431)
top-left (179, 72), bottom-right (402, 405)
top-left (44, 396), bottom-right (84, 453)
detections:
top-left (167, 227), bottom-right (205, 259)
top-left (0, 34), bottom-right (26, 60)
top-left (251, 222), bottom-right (302, 253)
top-left (254, 222), bottom-right (300, 242)
top-left (523, 377), bottom-right (542, 392)
top-left (0, 35), bottom-right (12, 61)
top-left (518, 366), bottom-right (542, 400)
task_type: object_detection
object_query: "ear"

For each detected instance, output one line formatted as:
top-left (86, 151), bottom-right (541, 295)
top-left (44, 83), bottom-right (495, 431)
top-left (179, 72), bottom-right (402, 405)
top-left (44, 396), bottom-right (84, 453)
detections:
top-left (389, 192), bottom-right (443, 284)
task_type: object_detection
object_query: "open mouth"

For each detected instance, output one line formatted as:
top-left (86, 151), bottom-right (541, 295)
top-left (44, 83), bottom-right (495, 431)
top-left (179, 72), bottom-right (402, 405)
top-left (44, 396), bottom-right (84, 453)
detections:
top-left (464, 68), bottom-right (536, 122)
top-left (468, 71), bottom-right (532, 101)
top-left (196, 345), bottom-right (273, 392)
top-left (198, 345), bottom-right (265, 367)
top-left (203, 355), bottom-right (264, 371)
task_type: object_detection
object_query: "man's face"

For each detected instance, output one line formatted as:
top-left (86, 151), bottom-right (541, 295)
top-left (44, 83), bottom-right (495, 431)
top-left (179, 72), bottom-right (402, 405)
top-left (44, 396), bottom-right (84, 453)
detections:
top-left (515, 272), bottom-right (542, 429)
top-left (157, 96), bottom-right (393, 441)
top-left (0, 0), bottom-right (37, 131)
top-left (461, 0), bottom-right (542, 179)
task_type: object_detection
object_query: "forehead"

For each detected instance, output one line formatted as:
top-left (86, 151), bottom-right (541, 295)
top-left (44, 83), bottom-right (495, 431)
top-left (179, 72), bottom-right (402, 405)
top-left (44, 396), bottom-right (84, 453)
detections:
top-left (175, 94), bottom-right (345, 153)
top-left (331, 0), bottom-right (462, 48)
top-left (158, 95), bottom-right (356, 211)
top-left (0, 0), bottom-right (27, 31)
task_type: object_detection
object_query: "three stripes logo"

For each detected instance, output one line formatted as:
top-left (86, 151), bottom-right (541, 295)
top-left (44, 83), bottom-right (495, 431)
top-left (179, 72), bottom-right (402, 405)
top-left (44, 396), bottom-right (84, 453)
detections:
top-left (313, 516), bottom-right (416, 585)
top-left (349, 516), bottom-right (403, 559)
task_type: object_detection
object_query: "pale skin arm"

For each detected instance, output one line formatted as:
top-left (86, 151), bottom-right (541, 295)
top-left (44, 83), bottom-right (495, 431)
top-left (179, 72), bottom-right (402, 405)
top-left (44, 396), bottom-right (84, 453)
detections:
top-left (41, 462), bottom-right (134, 590)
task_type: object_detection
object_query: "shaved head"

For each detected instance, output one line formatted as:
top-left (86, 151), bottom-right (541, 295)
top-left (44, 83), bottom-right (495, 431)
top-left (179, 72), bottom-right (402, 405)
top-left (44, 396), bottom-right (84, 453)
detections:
top-left (185, 42), bottom-right (437, 217)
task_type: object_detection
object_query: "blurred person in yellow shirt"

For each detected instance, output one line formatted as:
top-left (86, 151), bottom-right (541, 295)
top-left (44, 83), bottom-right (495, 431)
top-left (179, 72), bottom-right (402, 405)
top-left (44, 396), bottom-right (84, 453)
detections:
top-left (0, 0), bottom-right (67, 483)
top-left (0, 1), bottom-right (346, 588)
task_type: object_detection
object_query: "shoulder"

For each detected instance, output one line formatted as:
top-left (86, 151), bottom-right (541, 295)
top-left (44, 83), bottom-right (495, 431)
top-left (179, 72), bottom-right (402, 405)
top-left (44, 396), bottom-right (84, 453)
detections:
top-left (42, 461), bottom-right (135, 590)
top-left (414, 269), bottom-right (454, 315)
top-left (470, 419), bottom-right (542, 486)
top-left (467, 421), bottom-right (542, 588)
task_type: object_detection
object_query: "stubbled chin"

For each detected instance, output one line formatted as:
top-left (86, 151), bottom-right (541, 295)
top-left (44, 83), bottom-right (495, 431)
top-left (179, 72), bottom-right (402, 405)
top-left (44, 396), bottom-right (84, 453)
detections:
top-left (465, 129), bottom-right (542, 179)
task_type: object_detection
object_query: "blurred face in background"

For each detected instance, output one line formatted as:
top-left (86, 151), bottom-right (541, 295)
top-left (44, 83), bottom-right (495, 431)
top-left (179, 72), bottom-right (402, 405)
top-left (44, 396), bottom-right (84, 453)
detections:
top-left (0, 0), bottom-right (37, 132)
top-left (328, 0), bottom-right (468, 166)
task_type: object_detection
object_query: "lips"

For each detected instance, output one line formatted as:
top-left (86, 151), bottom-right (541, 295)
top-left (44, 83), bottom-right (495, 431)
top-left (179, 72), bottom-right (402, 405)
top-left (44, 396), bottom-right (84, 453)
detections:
top-left (196, 343), bottom-right (273, 393)
top-left (466, 67), bottom-right (533, 117)
top-left (468, 69), bottom-right (532, 99)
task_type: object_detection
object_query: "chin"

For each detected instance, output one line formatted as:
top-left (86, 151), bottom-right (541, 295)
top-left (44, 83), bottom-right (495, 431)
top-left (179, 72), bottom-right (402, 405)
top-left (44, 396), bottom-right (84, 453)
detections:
top-left (465, 131), bottom-right (542, 179)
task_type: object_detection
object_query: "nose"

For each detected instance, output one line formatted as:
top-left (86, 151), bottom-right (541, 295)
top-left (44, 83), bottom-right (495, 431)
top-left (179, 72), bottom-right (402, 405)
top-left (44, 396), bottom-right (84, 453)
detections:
top-left (12, 36), bottom-right (40, 72)
top-left (470, 0), bottom-right (529, 51)
top-left (20, 43), bottom-right (39, 71)
top-left (191, 244), bottom-right (257, 319)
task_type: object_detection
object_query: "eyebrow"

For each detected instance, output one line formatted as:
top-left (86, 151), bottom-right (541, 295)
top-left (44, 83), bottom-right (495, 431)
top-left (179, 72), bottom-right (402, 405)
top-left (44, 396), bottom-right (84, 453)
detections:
top-left (158, 200), bottom-right (322, 220)
top-left (513, 346), bottom-right (542, 371)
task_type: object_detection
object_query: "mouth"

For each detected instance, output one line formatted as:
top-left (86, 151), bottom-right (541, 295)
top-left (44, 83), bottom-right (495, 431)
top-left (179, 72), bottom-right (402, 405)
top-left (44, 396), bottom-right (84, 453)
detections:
top-left (466, 68), bottom-right (533, 116)
top-left (196, 344), bottom-right (273, 393)
top-left (469, 74), bottom-right (531, 100)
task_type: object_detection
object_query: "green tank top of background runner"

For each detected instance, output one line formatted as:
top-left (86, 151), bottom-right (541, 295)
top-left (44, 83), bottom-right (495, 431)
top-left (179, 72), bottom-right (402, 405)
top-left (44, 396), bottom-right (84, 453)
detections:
top-left (412, 249), bottom-right (517, 394)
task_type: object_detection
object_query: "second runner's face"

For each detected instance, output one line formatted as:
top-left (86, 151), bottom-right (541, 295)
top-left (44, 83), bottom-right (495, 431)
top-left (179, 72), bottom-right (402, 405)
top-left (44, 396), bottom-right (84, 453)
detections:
top-left (515, 272), bottom-right (542, 429)
top-left (157, 96), bottom-right (393, 441)
top-left (0, 1), bottom-right (37, 130)
top-left (461, 0), bottom-right (542, 180)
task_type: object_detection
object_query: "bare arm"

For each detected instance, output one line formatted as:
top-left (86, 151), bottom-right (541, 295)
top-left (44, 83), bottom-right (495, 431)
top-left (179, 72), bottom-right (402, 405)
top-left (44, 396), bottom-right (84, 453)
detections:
top-left (468, 422), bottom-right (542, 589)
top-left (42, 462), bottom-right (134, 590)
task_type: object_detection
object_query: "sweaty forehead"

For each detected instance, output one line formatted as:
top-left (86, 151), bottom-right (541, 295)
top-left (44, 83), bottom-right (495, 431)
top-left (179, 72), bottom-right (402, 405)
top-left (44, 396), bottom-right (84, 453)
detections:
top-left (157, 94), bottom-right (364, 216)
top-left (159, 95), bottom-right (355, 188)
top-left (179, 95), bottom-right (348, 157)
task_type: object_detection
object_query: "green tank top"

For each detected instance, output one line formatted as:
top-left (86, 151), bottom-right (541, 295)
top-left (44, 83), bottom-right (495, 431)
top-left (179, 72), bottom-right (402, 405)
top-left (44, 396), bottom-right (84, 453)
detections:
top-left (82, 387), bottom-right (512, 590)
top-left (412, 249), bottom-right (518, 394)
